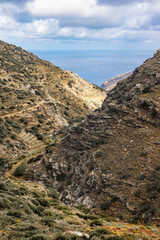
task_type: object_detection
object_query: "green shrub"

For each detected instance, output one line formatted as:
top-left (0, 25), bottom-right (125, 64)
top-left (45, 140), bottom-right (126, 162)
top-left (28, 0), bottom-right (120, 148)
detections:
top-left (57, 205), bottom-right (70, 211)
top-left (19, 186), bottom-right (29, 195)
top-left (41, 216), bottom-right (55, 226)
top-left (126, 94), bottom-right (133, 101)
top-left (90, 228), bottom-right (111, 238)
top-left (137, 173), bottom-right (146, 180)
top-left (9, 106), bottom-right (15, 109)
top-left (43, 210), bottom-right (53, 216)
top-left (20, 117), bottom-right (28, 125)
top-left (68, 80), bottom-right (75, 88)
top-left (38, 198), bottom-right (50, 207)
top-left (8, 231), bottom-right (24, 239)
top-left (0, 215), bottom-right (16, 224)
top-left (0, 181), bottom-right (8, 191)
top-left (135, 190), bottom-right (141, 198)
top-left (34, 206), bottom-right (46, 216)
top-left (48, 188), bottom-right (59, 200)
top-left (28, 154), bottom-right (43, 164)
top-left (36, 133), bottom-right (43, 140)
top-left (55, 235), bottom-right (70, 240)
top-left (139, 100), bottom-right (151, 110)
top-left (29, 235), bottom-right (50, 240)
top-left (142, 85), bottom-right (152, 93)
top-left (95, 151), bottom-right (103, 158)
top-left (11, 134), bottom-right (16, 139)
top-left (76, 213), bottom-right (101, 221)
top-left (64, 110), bottom-right (69, 117)
top-left (90, 219), bottom-right (103, 226)
top-left (7, 208), bottom-right (22, 218)
top-left (25, 230), bottom-right (39, 238)
top-left (101, 196), bottom-right (118, 211)
top-left (106, 237), bottom-right (125, 240)
top-left (0, 198), bottom-right (12, 209)
top-left (96, 228), bottom-right (110, 235)
top-left (14, 162), bottom-right (27, 177)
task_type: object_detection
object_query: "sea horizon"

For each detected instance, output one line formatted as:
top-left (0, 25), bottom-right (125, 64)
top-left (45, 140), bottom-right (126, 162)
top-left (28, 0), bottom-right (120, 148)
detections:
top-left (33, 49), bottom-right (154, 86)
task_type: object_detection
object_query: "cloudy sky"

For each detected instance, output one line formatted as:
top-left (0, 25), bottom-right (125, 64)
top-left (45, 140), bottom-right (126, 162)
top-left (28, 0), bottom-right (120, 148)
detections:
top-left (1, 0), bottom-right (160, 51)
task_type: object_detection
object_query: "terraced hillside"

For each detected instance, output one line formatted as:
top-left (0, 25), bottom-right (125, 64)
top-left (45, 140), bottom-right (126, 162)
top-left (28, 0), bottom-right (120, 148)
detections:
top-left (27, 50), bottom-right (160, 224)
top-left (0, 40), bottom-right (106, 167)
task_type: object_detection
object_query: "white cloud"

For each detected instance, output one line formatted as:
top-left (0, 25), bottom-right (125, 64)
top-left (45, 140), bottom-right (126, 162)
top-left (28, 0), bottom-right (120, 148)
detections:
top-left (0, 3), bottom-right (20, 29)
top-left (25, 19), bottom-right (59, 36)
top-left (0, 15), bottom-right (17, 29)
top-left (0, 0), bottom-right (160, 47)
top-left (25, 0), bottom-right (126, 27)
top-left (25, 0), bottom-right (160, 30)
top-left (26, 0), bottom-right (110, 18)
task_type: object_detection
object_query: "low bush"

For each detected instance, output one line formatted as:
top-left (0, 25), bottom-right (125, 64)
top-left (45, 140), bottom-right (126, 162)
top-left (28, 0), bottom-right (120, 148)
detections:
top-left (41, 216), bottom-right (55, 226)
top-left (14, 162), bottom-right (27, 177)
top-left (55, 235), bottom-right (70, 240)
top-left (8, 231), bottom-right (24, 239)
top-left (29, 235), bottom-right (51, 240)
top-left (7, 208), bottom-right (22, 218)
top-left (95, 151), bottom-right (103, 158)
top-left (38, 198), bottom-right (50, 207)
top-left (48, 188), bottom-right (59, 200)
top-left (90, 219), bottom-right (103, 226)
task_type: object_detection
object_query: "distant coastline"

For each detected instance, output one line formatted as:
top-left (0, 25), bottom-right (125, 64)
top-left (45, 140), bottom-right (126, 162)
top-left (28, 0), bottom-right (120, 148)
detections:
top-left (101, 71), bottom-right (133, 91)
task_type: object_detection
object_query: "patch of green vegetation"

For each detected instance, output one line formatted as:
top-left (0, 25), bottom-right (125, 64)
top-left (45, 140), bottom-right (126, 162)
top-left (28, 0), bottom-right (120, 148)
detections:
top-left (41, 216), bottom-right (55, 226)
top-left (28, 154), bottom-right (43, 164)
top-left (14, 162), bottom-right (27, 177)
top-left (90, 219), bottom-right (103, 226)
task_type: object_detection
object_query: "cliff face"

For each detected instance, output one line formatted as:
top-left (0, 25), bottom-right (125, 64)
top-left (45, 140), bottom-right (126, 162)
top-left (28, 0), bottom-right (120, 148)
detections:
top-left (101, 71), bottom-right (133, 91)
top-left (0, 40), bottom-right (106, 163)
top-left (29, 50), bottom-right (160, 222)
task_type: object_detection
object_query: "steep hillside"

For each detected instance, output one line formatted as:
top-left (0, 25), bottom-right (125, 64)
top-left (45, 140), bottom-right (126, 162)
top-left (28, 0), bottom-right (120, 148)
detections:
top-left (101, 72), bottom-right (133, 91)
top-left (28, 50), bottom-right (160, 223)
top-left (0, 40), bottom-right (106, 166)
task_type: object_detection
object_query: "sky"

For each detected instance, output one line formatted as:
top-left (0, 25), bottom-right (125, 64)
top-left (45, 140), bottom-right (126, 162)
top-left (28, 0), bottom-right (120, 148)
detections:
top-left (0, 0), bottom-right (160, 51)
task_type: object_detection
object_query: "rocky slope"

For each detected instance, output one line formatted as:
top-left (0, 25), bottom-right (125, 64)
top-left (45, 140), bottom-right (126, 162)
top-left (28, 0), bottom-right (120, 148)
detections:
top-left (28, 50), bottom-right (160, 223)
top-left (0, 40), bottom-right (106, 166)
top-left (101, 72), bottom-right (133, 91)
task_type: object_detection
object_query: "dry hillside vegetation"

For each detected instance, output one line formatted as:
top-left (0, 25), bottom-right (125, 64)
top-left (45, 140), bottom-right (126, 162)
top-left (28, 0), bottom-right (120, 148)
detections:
top-left (27, 49), bottom-right (160, 224)
top-left (1, 178), bottom-right (160, 240)
top-left (0, 40), bottom-right (106, 165)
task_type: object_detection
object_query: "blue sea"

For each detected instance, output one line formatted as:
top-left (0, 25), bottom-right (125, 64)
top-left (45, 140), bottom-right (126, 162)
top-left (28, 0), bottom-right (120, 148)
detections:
top-left (33, 50), bottom-right (153, 86)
